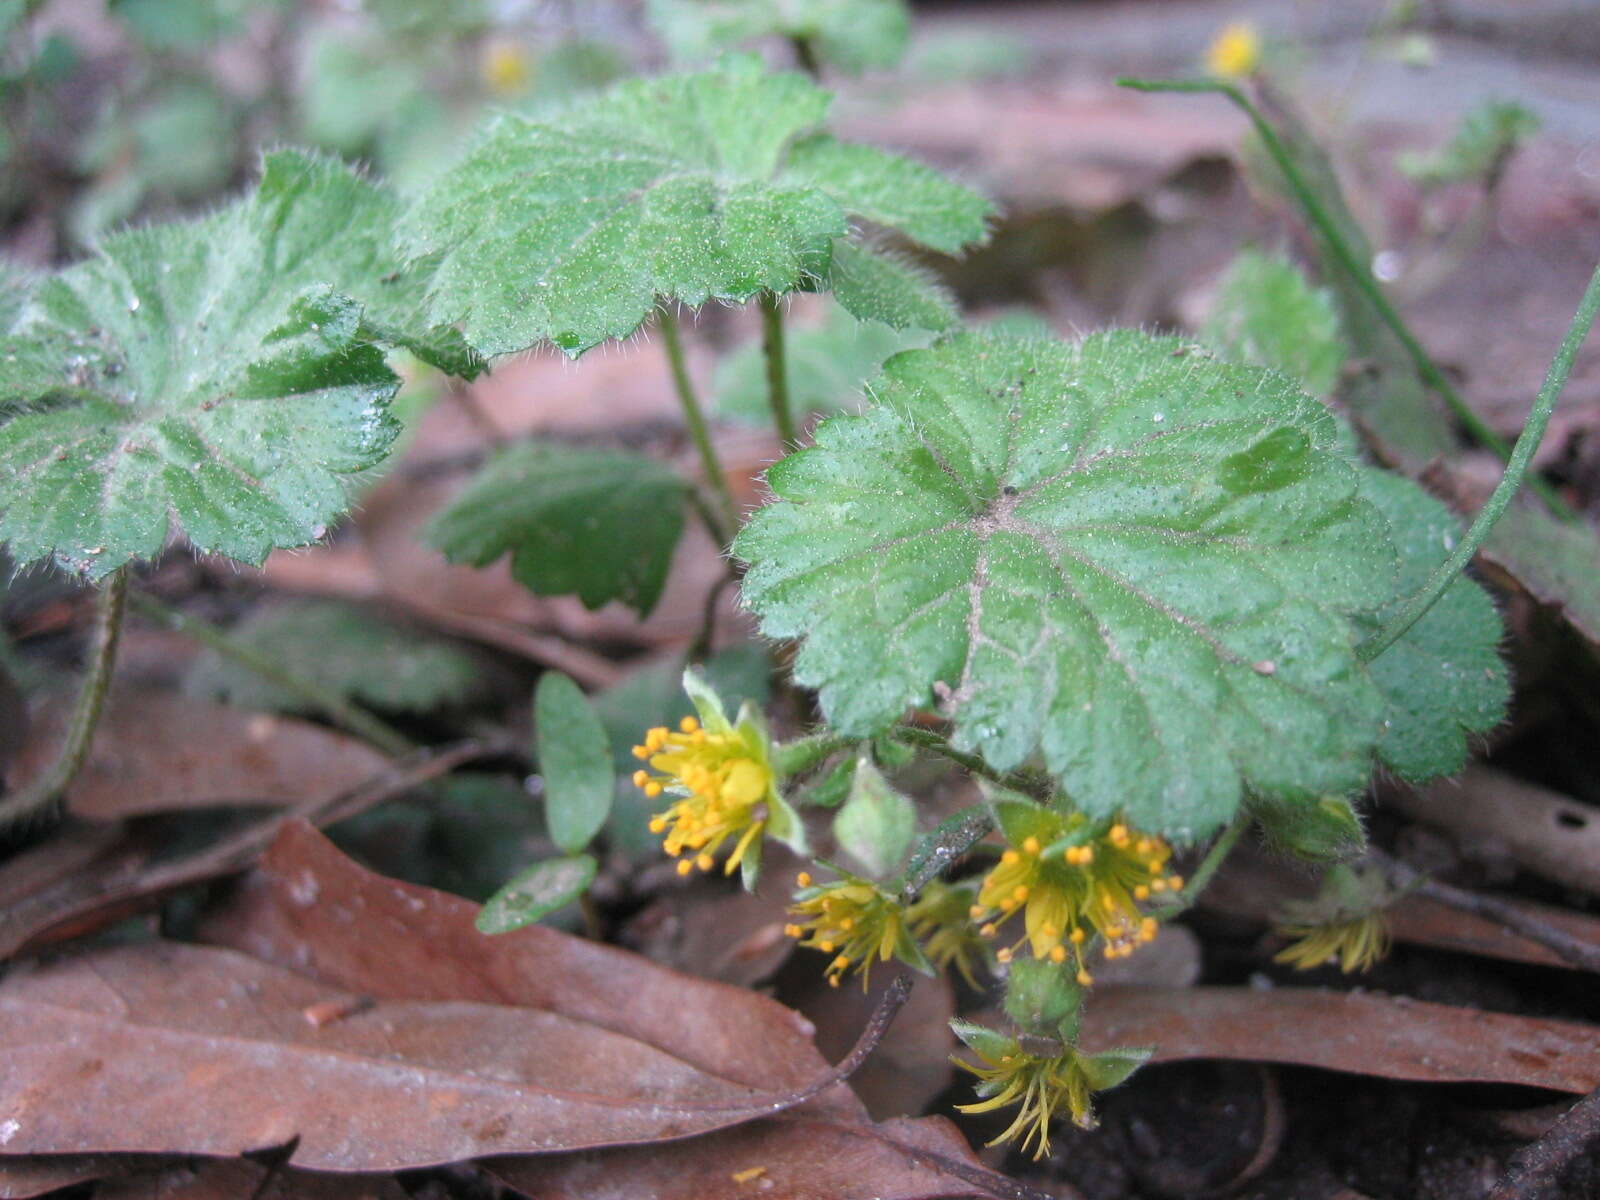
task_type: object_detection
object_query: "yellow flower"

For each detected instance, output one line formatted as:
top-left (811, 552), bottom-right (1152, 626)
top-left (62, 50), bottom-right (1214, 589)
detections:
top-left (1275, 912), bottom-right (1391, 973)
top-left (1206, 21), bottom-right (1261, 79)
top-left (634, 713), bottom-right (776, 876)
top-left (481, 39), bottom-right (532, 97)
top-left (905, 880), bottom-right (986, 988)
top-left (1272, 863), bottom-right (1396, 973)
top-left (972, 817), bottom-right (1177, 986)
top-left (952, 1023), bottom-right (1149, 1160)
top-left (785, 874), bottom-right (918, 988)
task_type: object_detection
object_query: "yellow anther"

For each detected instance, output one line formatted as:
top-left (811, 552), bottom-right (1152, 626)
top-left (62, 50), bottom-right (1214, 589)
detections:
top-left (632, 770), bottom-right (649, 787)
top-left (644, 782), bottom-right (662, 798)
top-left (784, 924), bottom-right (802, 937)
top-left (1134, 884), bottom-right (1150, 901)
top-left (696, 853), bottom-right (714, 872)
top-left (1167, 875), bottom-right (1184, 891)
top-left (676, 859), bottom-right (693, 876)
top-left (1069, 928), bottom-right (1086, 944)
top-left (1076, 969), bottom-right (1093, 986)
top-left (996, 947), bottom-right (1013, 963)
top-left (1022, 836), bottom-right (1041, 855)
top-left (1109, 824), bottom-right (1128, 844)
top-left (831, 955), bottom-right (851, 970)
top-left (840, 917), bottom-right (855, 930)
top-left (1049, 945), bottom-right (1067, 963)
top-left (649, 816), bottom-right (668, 834)
top-left (680, 715), bottom-right (700, 733)
top-left (1150, 879), bottom-right (1167, 893)
top-left (632, 745), bottom-right (651, 759)
top-left (1140, 917), bottom-right (1158, 940)
top-left (1012, 885), bottom-right (1029, 902)
top-left (1078, 845), bottom-right (1094, 864)
top-left (819, 940), bottom-right (835, 953)
top-left (980, 923), bottom-right (997, 937)
top-left (1001, 850), bottom-right (1019, 865)
top-left (969, 904), bottom-right (986, 920)
top-left (797, 872), bottom-right (813, 888)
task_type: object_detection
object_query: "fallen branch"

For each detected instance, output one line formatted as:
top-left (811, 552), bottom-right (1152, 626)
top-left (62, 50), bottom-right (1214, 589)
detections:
top-left (1489, 1084), bottom-right (1600, 1200)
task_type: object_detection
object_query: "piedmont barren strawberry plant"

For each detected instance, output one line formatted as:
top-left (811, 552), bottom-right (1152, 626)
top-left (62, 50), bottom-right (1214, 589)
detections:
top-left (3, 4), bottom-right (1600, 1197)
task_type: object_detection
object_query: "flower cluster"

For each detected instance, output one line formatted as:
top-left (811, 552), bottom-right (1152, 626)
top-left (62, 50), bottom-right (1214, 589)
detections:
top-left (906, 880), bottom-right (986, 988)
top-left (953, 1024), bottom-right (1148, 1160)
top-left (633, 714), bottom-right (775, 877)
top-left (785, 873), bottom-right (919, 988)
top-left (972, 819), bottom-right (1179, 986)
top-left (1272, 865), bottom-right (1397, 974)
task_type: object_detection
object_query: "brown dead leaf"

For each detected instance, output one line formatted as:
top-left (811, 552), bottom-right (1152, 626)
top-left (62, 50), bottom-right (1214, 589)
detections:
top-left (838, 82), bottom-right (1245, 212)
top-left (200, 821), bottom-right (862, 1113)
top-left (91, 1160), bottom-right (409, 1199)
top-left (487, 1113), bottom-right (992, 1200)
top-left (791, 971), bottom-right (956, 1124)
top-left (0, 744), bottom-right (488, 962)
top-left (1389, 768), bottom-right (1600, 895)
top-left (1080, 986), bottom-right (1600, 1093)
top-left (0, 938), bottom-right (834, 1169)
top-left (7, 689), bottom-right (388, 819)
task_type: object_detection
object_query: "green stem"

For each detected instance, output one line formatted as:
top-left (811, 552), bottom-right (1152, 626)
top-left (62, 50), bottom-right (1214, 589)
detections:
top-left (659, 309), bottom-right (739, 538)
top-left (0, 568), bottom-right (128, 827)
top-left (1151, 810), bottom-right (1249, 920)
top-left (1117, 76), bottom-right (1572, 520)
top-left (1359, 261), bottom-right (1600, 660)
top-left (889, 725), bottom-right (1051, 800)
top-left (773, 730), bottom-right (857, 778)
top-left (759, 291), bottom-right (799, 449)
top-left (130, 593), bottom-right (415, 757)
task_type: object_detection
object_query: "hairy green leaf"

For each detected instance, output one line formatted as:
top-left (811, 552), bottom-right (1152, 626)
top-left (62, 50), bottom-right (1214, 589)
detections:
top-left (826, 238), bottom-right (957, 331)
top-left (0, 150), bottom-right (481, 577)
top-left (425, 442), bottom-right (688, 617)
top-left (648, 0), bottom-right (911, 75)
top-left (716, 300), bottom-right (932, 425)
top-left (185, 599), bottom-right (485, 716)
top-left (1357, 471), bottom-right (1507, 779)
top-left (403, 55), bottom-right (990, 357)
top-left (1203, 249), bottom-right (1344, 396)
top-left (736, 331), bottom-right (1397, 839)
top-left (475, 854), bottom-right (597, 933)
top-left (535, 671), bottom-right (615, 855)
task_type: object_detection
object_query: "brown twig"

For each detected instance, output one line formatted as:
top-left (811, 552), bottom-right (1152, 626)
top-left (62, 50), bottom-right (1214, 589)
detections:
top-left (1489, 1084), bottom-right (1600, 1200)
top-left (1373, 850), bottom-right (1600, 974)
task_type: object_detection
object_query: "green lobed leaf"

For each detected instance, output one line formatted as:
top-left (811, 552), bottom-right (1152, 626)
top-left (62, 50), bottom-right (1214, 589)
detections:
top-left (475, 853), bottom-right (597, 933)
top-left (425, 442), bottom-right (688, 617)
top-left (534, 671), bottom-right (616, 855)
top-left (1356, 471), bottom-right (1508, 780)
top-left (716, 299), bottom-right (933, 425)
top-left (648, 0), bottom-right (911, 75)
top-left (832, 754), bottom-right (916, 878)
top-left (736, 331), bottom-right (1397, 839)
top-left (1203, 248), bottom-right (1345, 396)
top-left (0, 150), bottom-right (477, 577)
top-left (825, 237), bottom-right (957, 331)
top-left (403, 54), bottom-right (991, 357)
top-left (184, 599), bottom-right (485, 715)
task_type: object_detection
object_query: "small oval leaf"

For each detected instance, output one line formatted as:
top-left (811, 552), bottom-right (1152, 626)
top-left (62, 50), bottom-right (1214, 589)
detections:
top-left (535, 672), bottom-right (614, 855)
top-left (476, 854), bottom-right (597, 934)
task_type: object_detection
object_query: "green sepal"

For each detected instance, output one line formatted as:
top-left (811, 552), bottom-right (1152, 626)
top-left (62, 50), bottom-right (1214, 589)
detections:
top-left (1003, 957), bottom-right (1086, 1040)
top-left (832, 754), bottom-right (916, 879)
top-left (950, 1017), bottom-right (1015, 1062)
top-left (1250, 791), bottom-right (1366, 862)
top-left (1077, 1045), bottom-right (1154, 1092)
top-left (987, 789), bottom-right (1068, 850)
top-left (682, 666), bottom-right (736, 735)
